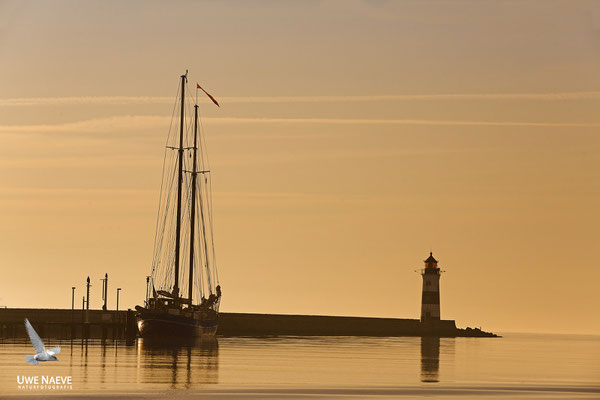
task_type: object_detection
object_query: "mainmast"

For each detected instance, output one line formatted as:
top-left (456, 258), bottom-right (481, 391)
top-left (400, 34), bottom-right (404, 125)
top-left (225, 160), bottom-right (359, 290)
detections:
top-left (173, 72), bottom-right (187, 298)
top-left (188, 104), bottom-right (199, 305)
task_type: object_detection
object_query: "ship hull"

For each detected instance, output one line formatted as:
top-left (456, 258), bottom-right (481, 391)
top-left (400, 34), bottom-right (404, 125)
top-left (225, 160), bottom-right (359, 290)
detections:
top-left (136, 309), bottom-right (218, 338)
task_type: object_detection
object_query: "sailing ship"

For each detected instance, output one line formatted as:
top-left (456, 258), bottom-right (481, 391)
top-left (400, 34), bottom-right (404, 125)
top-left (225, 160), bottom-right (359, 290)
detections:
top-left (135, 72), bottom-right (222, 338)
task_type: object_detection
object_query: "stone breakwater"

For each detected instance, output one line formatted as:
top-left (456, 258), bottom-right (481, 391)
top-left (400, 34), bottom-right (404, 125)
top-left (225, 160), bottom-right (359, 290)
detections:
top-left (0, 308), bottom-right (498, 339)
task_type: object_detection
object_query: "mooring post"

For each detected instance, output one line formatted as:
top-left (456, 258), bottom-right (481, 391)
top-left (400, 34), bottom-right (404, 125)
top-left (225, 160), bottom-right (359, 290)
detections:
top-left (101, 273), bottom-right (108, 311)
top-left (116, 288), bottom-right (121, 311)
top-left (85, 276), bottom-right (91, 336)
top-left (105, 273), bottom-right (108, 310)
top-left (86, 276), bottom-right (91, 310)
top-left (71, 286), bottom-right (76, 339)
top-left (81, 295), bottom-right (85, 340)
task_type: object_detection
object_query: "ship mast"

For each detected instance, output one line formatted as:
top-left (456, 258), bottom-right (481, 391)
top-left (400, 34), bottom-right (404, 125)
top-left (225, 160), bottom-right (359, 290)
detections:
top-left (173, 72), bottom-right (187, 298)
top-left (188, 103), bottom-right (199, 305)
top-left (198, 154), bottom-right (212, 294)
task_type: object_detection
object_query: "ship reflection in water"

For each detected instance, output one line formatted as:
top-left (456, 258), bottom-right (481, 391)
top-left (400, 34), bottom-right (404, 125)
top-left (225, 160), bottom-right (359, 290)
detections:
top-left (57, 336), bottom-right (449, 389)
top-left (2, 334), bottom-right (599, 397)
top-left (71, 338), bottom-right (218, 390)
top-left (139, 339), bottom-right (219, 389)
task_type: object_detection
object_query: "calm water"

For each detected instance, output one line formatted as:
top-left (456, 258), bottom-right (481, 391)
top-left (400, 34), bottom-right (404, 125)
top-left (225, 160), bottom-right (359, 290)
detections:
top-left (0, 333), bottom-right (598, 398)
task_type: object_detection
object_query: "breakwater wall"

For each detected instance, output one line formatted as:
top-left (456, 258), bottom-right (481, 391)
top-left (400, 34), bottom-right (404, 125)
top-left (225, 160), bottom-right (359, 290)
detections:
top-left (0, 308), bottom-right (495, 339)
top-left (219, 312), bottom-right (457, 336)
top-left (0, 308), bottom-right (136, 341)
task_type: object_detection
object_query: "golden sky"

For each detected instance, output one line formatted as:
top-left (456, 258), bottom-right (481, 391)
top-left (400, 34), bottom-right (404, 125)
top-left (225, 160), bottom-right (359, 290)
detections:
top-left (0, 0), bottom-right (599, 334)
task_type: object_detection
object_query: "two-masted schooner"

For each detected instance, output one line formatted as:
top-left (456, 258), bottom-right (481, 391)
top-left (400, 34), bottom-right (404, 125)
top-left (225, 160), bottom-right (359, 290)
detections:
top-left (135, 72), bottom-right (221, 338)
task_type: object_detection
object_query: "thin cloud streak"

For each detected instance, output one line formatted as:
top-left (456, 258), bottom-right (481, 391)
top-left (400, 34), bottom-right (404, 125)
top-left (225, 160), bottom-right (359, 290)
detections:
top-left (210, 117), bottom-right (600, 128)
top-left (1, 115), bottom-right (599, 135)
top-left (0, 115), bottom-right (169, 133)
top-left (0, 186), bottom-right (154, 195)
top-left (2, 91), bottom-right (600, 107)
top-left (0, 96), bottom-right (173, 106)
top-left (226, 92), bottom-right (600, 102)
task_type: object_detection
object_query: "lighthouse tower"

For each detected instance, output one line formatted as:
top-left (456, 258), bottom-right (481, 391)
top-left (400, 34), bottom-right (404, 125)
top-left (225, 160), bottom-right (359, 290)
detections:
top-left (420, 252), bottom-right (442, 322)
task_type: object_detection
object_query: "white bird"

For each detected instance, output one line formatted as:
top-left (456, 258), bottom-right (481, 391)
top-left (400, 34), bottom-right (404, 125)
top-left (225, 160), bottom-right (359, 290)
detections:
top-left (24, 318), bottom-right (60, 365)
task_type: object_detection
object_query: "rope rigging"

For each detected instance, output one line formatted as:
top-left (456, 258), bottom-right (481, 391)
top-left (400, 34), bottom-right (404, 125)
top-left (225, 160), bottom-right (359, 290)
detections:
top-left (148, 77), bottom-right (220, 305)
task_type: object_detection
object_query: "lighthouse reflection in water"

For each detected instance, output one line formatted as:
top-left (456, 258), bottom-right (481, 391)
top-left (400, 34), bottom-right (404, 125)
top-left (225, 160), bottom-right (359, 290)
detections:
top-left (2, 333), bottom-right (598, 396)
top-left (67, 337), bottom-right (447, 389)
top-left (421, 337), bottom-right (442, 383)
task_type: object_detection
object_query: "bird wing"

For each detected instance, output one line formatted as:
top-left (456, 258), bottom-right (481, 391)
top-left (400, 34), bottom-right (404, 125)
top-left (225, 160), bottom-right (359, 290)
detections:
top-left (47, 346), bottom-right (61, 355)
top-left (24, 319), bottom-right (45, 354)
top-left (25, 355), bottom-right (39, 365)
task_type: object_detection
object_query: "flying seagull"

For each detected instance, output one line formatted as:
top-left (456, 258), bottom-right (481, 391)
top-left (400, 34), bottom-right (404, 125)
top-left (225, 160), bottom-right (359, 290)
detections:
top-left (24, 318), bottom-right (60, 365)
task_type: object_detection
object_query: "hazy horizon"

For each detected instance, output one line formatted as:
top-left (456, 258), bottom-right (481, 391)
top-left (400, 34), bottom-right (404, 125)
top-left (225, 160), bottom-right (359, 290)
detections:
top-left (1, 0), bottom-right (599, 335)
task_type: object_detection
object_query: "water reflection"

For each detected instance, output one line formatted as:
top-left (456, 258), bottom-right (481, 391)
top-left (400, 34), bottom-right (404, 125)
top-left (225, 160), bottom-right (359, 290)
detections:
top-left (69, 336), bottom-right (450, 388)
top-left (28, 335), bottom-right (453, 388)
top-left (4, 334), bottom-right (596, 395)
top-left (137, 338), bottom-right (219, 388)
top-left (68, 337), bottom-right (219, 390)
top-left (420, 337), bottom-right (440, 383)
top-left (82, 338), bottom-right (89, 385)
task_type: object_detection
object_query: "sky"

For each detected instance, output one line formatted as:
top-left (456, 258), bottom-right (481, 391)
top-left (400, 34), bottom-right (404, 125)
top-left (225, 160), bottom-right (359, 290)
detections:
top-left (0, 0), bottom-right (599, 335)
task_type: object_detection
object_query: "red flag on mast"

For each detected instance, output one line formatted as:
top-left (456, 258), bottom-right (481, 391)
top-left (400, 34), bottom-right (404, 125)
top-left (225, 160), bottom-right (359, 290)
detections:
top-left (197, 83), bottom-right (220, 107)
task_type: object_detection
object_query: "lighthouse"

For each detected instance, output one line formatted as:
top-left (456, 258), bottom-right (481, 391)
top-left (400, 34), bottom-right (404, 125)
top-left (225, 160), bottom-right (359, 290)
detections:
top-left (420, 252), bottom-right (442, 322)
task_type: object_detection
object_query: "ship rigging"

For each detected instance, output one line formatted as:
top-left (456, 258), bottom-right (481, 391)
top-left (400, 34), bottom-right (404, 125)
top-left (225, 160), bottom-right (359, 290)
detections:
top-left (135, 72), bottom-right (222, 338)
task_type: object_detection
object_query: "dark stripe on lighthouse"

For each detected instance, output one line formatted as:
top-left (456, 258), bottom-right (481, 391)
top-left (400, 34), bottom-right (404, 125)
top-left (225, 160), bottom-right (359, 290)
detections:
top-left (422, 291), bottom-right (440, 304)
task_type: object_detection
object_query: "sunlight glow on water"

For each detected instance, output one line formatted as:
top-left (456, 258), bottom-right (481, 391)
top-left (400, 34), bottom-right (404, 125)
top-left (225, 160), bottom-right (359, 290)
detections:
top-left (0, 333), bottom-right (598, 398)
